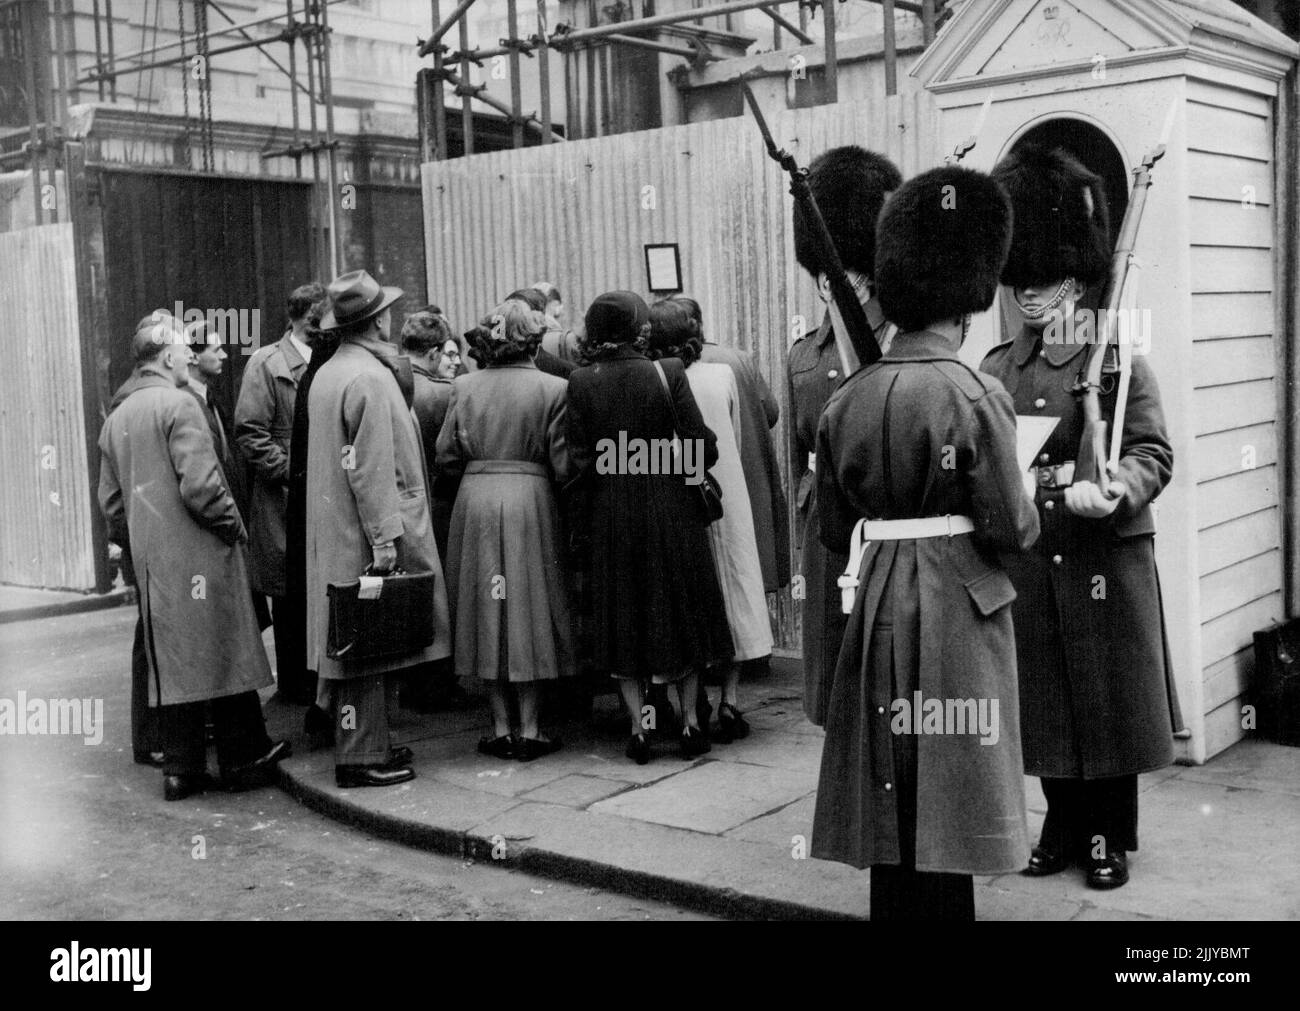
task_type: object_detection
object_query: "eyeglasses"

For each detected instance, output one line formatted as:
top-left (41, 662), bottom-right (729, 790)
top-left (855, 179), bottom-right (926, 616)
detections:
top-left (443, 349), bottom-right (462, 361)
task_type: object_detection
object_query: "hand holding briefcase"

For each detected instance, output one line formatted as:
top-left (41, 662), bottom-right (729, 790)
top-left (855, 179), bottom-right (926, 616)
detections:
top-left (326, 567), bottom-right (437, 662)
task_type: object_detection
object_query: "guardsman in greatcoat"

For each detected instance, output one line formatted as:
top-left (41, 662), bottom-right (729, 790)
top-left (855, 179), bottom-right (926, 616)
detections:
top-left (812, 166), bottom-right (1039, 920)
top-left (982, 145), bottom-right (1183, 890)
top-left (787, 146), bottom-right (902, 728)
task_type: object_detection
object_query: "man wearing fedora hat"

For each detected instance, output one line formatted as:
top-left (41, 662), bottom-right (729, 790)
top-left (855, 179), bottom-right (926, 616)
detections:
top-left (304, 269), bottom-right (453, 787)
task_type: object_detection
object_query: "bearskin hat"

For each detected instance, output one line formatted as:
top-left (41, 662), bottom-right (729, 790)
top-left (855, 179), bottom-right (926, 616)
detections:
top-left (793, 145), bottom-right (902, 279)
top-left (874, 165), bottom-right (1012, 334)
top-left (992, 144), bottom-right (1112, 289)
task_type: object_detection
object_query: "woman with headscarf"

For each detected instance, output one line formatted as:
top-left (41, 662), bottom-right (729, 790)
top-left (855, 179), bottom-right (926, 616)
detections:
top-left (565, 291), bottom-right (733, 764)
top-left (435, 299), bottom-right (574, 761)
top-left (648, 297), bottom-right (772, 742)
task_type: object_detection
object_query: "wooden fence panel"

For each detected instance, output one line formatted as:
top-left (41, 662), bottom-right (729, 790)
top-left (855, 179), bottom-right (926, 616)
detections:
top-left (0, 223), bottom-right (97, 590)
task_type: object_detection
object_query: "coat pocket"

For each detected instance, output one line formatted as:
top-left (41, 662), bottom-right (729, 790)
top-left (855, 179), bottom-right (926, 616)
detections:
top-left (964, 568), bottom-right (1017, 617)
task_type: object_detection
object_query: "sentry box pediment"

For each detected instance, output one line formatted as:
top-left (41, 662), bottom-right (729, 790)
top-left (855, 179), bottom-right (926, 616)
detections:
top-left (914, 0), bottom-right (1297, 94)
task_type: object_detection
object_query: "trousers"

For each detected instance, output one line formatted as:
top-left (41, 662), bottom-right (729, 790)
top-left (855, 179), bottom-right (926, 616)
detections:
top-left (130, 608), bottom-right (160, 757)
top-left (159, 690), bottom-right (271, 776)
top-left (1039, 774), bottom-right (1139, 855)
top-left (333, 674), bottom-right (397, 767)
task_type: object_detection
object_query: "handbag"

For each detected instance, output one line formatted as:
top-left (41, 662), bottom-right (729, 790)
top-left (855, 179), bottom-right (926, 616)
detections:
top-left (1252, 618), bottom-right (1300, 747)
top-left (651, 360), bottom-right (724, 525)
top-left (326, 566), bottom-right (437, 662)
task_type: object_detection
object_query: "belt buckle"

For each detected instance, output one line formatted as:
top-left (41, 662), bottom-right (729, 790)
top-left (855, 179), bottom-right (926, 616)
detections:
top-left (1036, 467), bottom-right (1055, 488)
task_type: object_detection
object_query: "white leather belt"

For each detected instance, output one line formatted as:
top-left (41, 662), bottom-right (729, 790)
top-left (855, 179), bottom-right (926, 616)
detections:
top-left (838, 515), bottom-right (975, 614)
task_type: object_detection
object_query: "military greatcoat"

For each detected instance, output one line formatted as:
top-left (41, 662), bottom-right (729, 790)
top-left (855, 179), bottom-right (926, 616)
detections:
top-left (981, 324), bottom-right (1183, 779)
top-left (788, 313), bottom-right (850, 725)
top-left (811, 330), bottom-right (1039, 874)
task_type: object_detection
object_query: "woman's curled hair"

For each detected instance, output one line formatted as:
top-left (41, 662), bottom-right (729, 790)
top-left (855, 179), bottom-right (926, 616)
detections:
top-left (647, 297), bottom-right (703, 367)
top-left (466, 298), bottom-right (544, 366)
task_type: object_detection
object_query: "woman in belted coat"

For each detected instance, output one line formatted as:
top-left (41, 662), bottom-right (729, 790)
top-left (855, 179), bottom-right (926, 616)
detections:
top-left (983, 145), bottom-right (1182, 890)
top-left (813, 167), bottom-right (1039, 920)
top-left (436, 300), bottom-right (575, 762)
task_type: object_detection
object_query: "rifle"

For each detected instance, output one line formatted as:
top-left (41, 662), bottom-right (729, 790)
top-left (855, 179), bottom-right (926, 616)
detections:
top-left (1073, 98), bottom-right (1177, 494)
top-left (739, 80), bottom-right (878, 374)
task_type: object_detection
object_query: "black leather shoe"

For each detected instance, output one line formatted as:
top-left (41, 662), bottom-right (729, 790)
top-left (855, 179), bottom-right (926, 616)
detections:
top-left (515, 736), bottom-right (563, 762)
top-left (1023, 844), bottom-right (1070, 877)
top-left (1087, 850), bottom-right (1129, 889)
top-left (680, 725), bottom-right (711, 759)
top-left (163, 773), bottom-right (211, 802)
top-left (134, 750), bottom-right (165, 767)
top-left (715, 703), bottom-right (749, 744)
top-left (304, 705), bottom-right (334, 749)
top-left (477, 734), bottom-right (515, 760)
top-left (335, 764), bottom-right (415, 788)
top-left (625, 733), bottom-right (650, 766)
top-left (223, 740), bottom-right (292, 791)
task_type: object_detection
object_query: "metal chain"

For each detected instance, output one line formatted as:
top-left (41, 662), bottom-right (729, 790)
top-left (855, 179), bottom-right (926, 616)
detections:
top-left (194, 0), bottom-right (214, 172)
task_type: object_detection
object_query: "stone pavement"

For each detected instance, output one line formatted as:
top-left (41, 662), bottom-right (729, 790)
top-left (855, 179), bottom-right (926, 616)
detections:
top-left (0, 583), bottom-right (132, 625)
top-left (268, 658), bottom-right (1300, 920)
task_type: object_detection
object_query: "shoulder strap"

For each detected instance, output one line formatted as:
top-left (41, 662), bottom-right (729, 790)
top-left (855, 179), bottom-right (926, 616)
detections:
top-left (652, 360), bottom-right (683, 440)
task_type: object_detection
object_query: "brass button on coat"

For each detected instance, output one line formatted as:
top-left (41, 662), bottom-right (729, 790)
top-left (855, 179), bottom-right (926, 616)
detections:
top-left (1034, 397), bottom-right (1046, 409)
top-left (1052, 554), bottom-right (1063, 565)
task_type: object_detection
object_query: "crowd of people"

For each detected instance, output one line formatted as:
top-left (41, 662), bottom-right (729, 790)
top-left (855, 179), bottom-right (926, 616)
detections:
top-left (99, 274), bottom-right (790, 794)
top-left (97, 138), bottom-right (1181, 920)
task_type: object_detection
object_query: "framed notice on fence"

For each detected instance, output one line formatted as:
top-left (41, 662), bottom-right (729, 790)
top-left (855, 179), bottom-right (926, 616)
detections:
top-left (644, 243), bottom-right (682, 293)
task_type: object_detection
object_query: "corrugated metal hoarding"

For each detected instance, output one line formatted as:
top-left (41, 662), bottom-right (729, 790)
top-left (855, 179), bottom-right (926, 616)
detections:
top-left (0, 222), bottom-right (97, 590)
top-left (422, 93), bottom-right (939, 650)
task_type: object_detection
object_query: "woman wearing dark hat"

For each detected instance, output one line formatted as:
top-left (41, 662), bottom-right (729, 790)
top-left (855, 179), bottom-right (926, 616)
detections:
top-left (436, 299), bottom-right (574, 761)
top-left (982, 145), bottom-right (1181, 890)
top-left (812, 166), bottom-right (1039, 919)
top-left (566, 291), bottom-right (733, 763)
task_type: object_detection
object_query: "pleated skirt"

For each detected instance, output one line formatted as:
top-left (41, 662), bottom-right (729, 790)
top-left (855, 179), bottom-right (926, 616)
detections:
top-left (445, 461), bottom-right (574, 683)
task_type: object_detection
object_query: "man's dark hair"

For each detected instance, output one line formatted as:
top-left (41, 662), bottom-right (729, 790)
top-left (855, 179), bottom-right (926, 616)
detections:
top-left (399, 310), bottom-right (454, 356)
top-left (287, 282), bottom-right (327, 322)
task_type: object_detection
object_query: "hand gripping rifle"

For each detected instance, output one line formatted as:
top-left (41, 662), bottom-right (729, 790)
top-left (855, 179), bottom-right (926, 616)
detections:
top-left (1072, 98), bottom-right (1177, 493)
top-left (739, 80), bottom-right (879, 374)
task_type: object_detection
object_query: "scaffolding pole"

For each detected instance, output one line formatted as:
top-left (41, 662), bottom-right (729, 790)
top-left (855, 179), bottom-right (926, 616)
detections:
top-left (507, 0), bottom-right (523, 148)
top-left (318, 0), bottom-right (341, 278)
top-left (883, 0), bottom-right (897, 96)
top-left (536, 0), bottom-right (552, 145)
top-left (759, 5), bottom-right (811, 46)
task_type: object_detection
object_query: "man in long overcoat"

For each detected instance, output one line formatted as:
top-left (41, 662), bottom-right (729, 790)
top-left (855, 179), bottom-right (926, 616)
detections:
top-left (787, 146), bottom-right (902, 726)
top-left (813, 166), bottom-right (1038, 920)
top-left (235, 282), bottom-right (326, 704)
top-left (98, 316), bottom-right (289, 801)
top-left (305, 270), bottom-right (452, 788)
top-left (982, 145), bottom-right (1182, 890)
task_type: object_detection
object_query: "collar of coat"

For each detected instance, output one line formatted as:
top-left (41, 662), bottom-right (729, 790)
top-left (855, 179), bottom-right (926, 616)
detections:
top-left (881, 329), bottom-right (964, 362)
top-left (116, 364), bottom-right (182, 402)
top-left (605, 346), bottom-right (647, 361)
top-left (344, 333), bottom-right (415, 408)
top-left (1010, 323), bottom-right (1090, 368)
top-left (265, 330), bottom-right (309, 382)
top-left (813, 296), bottom-right (885, 351)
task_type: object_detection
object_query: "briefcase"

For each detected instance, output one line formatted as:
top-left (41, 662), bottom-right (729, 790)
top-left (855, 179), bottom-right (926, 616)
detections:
top-left (1252, 618), bottom-right (1300, 747)
top-left (326, 568), bottom-right (437, 662)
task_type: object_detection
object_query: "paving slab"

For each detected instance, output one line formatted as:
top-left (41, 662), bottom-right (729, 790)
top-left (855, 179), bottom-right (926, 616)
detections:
top-left (589, 759), bottom-right (813, 834)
